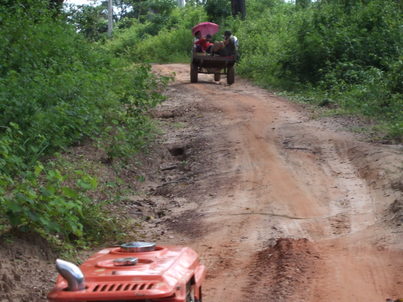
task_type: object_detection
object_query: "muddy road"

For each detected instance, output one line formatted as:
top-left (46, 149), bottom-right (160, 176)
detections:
top-left (152, 64), bottom-right (403, 301)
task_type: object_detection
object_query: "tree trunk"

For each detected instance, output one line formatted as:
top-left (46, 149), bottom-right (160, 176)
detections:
top-left (231, 0), bottom-right (246, 19)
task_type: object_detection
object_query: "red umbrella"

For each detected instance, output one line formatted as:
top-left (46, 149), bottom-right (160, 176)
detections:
top-left (192, 22), bottom-right (219, 37)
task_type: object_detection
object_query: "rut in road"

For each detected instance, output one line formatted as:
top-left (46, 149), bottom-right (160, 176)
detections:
top-left (153, 64), bottom-right (403, 302)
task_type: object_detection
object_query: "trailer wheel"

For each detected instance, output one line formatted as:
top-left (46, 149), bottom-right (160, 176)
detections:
top-left (190, 64), bottom-right (198, 83)
top-left (227, 66), bottom-right (235, 85)
top-left (214, 73), bottom-right (221, 81)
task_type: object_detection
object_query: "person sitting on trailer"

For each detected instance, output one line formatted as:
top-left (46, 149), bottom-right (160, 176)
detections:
top-left (193, 31), bottom-right (202, 52)
top-left (205, 34), bottom-right (214, 53)
top-left (194, 33), bottom-right (214, 54)
top-left (212, 30), bottom-right (238, 56)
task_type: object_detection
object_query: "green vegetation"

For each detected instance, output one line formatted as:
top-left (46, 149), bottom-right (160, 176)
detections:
top-left (108, 0), bottom-right (401, 140)
top-left (0, 0), bottom-right (167, 250)
top-left (235, 0), bottom-right (402, 140)
top-left (107, 5), bottom-right (207, 62)
top-left (1, 0), bottom-right (401, 252)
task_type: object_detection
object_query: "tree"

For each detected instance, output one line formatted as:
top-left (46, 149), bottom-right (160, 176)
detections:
top-left (117, 0), bottom-right (176, 19)
top-left (296, 0), bottom-right (311, 8)
top-left (205, 0), bottom-right (231, 22)
top-left (0, 0), bottom-right (64, 12)
top-left (49, 0), bottom-right (64, 10)
top-left (68, 3), bottom-right (108, 41)
top-left (231, 0), bottom-right (245, 19)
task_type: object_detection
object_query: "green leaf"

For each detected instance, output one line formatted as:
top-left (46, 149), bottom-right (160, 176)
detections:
top-left (62, 187), bottom-right (79, 199)
top-left (34, 163), bottom-right (44, 177)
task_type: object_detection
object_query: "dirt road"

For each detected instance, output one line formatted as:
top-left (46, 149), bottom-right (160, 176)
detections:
top-left (153, 64), bottom-right (403, 301)
top-left (1, 63), bottom-right (401, 301)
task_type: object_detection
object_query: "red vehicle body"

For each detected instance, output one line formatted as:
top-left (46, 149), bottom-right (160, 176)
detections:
top-left (48, 242), bottom-right (206, 302)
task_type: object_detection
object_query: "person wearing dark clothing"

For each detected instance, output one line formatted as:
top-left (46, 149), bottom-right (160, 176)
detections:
top-left (213, 30), bottom-right (238, 56)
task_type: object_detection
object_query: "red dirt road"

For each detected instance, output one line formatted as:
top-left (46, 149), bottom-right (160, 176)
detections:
top-left (153, 64), bottom-right (403, 302)
top-left (0, 64), bottom-right (401, 302)
top-left (1, 64), bottom-right (401, 302)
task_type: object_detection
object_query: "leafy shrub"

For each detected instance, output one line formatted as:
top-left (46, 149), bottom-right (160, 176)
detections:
top-left (233, 0), bottom-right (402, 139)
top-left (126, 27), bottom-right (193, 63)
top-left (0, 0), bottom-right (166, 247)
top-left (108, 5), bottom-right (207, 63)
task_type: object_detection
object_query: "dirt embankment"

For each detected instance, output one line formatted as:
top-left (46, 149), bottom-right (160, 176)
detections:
top-left (1, 63), bottom-right (402, 301)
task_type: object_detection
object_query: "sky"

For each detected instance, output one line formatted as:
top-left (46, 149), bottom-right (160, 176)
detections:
top-left (65, 0), bottom-right (98, 5)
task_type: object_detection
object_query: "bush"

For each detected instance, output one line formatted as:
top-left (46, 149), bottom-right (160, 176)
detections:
top-left (108, 5), bottom-right (207, 63)
top-left (0, 0), bottom-right (167, 247)
top-left (234, 0), bottom-right (402, 139)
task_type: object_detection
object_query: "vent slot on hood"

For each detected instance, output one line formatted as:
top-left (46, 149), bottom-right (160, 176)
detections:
top-left (92, 282), bottom-right (155, 293)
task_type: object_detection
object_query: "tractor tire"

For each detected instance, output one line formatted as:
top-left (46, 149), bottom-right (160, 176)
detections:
top-left (227, 66), bottom-right (235, 85)
top-left (190, 64), bottom-right (198, 83)
top-left (214, 73), bottom-right (221, 81)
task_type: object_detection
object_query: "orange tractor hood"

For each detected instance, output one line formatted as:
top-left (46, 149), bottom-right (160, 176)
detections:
top-left (48, 245), bottom-right (206, 302)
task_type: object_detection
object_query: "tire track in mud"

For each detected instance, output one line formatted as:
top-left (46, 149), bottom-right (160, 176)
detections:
top-left (152, 64), bottom-right (403, 302)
